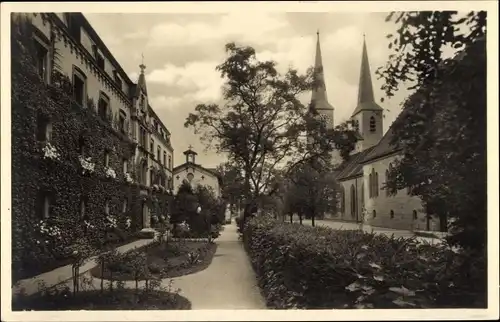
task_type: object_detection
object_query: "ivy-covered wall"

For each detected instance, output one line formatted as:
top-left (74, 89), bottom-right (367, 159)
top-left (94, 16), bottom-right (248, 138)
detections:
top-left (11, 17), bottom-right (173, 281)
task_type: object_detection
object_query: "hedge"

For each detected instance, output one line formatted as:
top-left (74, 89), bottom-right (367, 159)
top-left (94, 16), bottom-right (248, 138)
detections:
top-left (243, 216), bottom-right (486, 309)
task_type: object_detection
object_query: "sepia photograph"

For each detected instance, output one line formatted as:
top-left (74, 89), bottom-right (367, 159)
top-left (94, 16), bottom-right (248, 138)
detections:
top-left (1, 1), bottom-right (498, 321)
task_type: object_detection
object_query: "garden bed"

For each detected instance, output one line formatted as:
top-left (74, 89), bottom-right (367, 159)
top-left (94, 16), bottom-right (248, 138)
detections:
top-left (13, 234), bottom-right (142, 283)
top-left (90, 240), bottom-right (217, 281)
top-left (12, 289), bottom-right (191, 311)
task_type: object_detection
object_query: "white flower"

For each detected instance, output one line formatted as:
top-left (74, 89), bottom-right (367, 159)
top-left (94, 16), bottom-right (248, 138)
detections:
top-left (345, 282), bottom-right (361, 292)
top-left (79, 156), bottom-right (95, 175)
top-left (42, 143), bottom-right (60, 160)
top-left (106, 215), bottom-right (117, 228)
top-left (125, 218), bottom-right (132, 229)
top-left (369, 262), bottom-right (382, 270)
top-left (361, 245), bottom-right (369, 250)
top-left (373, 275), bottom-right (384, 282)
top-left (105, 167), bottom-right (116, 179)
top-left (125, 172), bottom-right (134, 183)
top-left (389, 286), bottom-right (415, 297)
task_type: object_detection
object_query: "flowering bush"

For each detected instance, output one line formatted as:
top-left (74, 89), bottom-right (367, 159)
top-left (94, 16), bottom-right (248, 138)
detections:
top-left (42, 143), bottom-right (60, 160)
top-left (104, 166), bottom-right (117, 179)
top-left (243, 216), bottom-right (486, 309)
top-left (124, 172), bottom-right (134, 183)
top-left (79, 155), bottom-right (95, 175)
top-left (125, 217), bottom-right (132, 229)
top-left (106, 215), bottom-right (118, 228)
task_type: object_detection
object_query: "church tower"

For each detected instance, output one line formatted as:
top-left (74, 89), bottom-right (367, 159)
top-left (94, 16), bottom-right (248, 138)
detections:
top-left (350, 35), bottom-right (384, 152)
top-left (308, 31), bottom-right (343, 167)
top-left (310, 30), bottom-right (334, 128)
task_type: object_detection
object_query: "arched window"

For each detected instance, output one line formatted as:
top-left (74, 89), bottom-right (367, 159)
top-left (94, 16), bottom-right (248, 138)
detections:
top-left (369, 116), bottom-right (376, 133)
top-left (374, 172), bottom-right (379, 197)
top-left (340, 186), bottom-right (345, 214)
top-left (390, 210), bottom-right (395, 219)
top-left (350, 185), bottom-right (356, 218)
top-left (372, 209), bottom-right (377, 218)
top-left (368, 173), bottom-right (373, 198)
top-left (413, 210), bottom-right (418, 220)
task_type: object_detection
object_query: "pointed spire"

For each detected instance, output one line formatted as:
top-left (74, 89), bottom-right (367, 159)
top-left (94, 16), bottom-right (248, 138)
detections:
top-left (310, 30), bottom-right (334, 112)
top-left (136, 53), bottom-right (148, 96)
top-left (351, 34), bottom-right (382, 117)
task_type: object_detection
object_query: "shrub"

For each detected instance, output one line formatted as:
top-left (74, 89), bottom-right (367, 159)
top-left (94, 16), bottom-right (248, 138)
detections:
top-left (136, 230), bottom-right (155, 239)
top-left (243, 216), bottom-right (486, 309)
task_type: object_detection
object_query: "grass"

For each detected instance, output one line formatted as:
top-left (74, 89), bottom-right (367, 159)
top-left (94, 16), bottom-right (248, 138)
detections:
top-left (90, 240), bottom-right (218, 280)
top-left (12, 289), bottom-right (191, 311)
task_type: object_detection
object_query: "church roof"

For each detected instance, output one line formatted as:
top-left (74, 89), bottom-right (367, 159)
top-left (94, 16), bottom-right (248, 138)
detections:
top-left (172, 162), bottom-right (221, 179)
top-left (335, 146), bottom-right (376, 181)
top-left (135, 63), bottom-right (148, 97)
top-left (351, 35), bottom-right (383, 117)
top-left (310, 31), bottom-right (334, 112)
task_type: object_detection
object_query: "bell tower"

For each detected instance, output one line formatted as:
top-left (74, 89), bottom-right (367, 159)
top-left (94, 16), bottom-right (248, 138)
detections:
top-left (184, 145), bottom-right (197, 164)
top-left (350, 35), bottom-right (384, 152)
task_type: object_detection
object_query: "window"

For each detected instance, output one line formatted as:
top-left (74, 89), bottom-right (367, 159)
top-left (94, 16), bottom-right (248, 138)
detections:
top-left (369, 173), bottom-right (373, 198)
top-left (390, 210), bottom-right (394, 219)
top-left (413, 210), bottom-right (418, 220)
top-left (157, 146), bottom-right (161, 161)
top-left (385, 170), bottom-right (390, 196)
top-left (374, 172), bottom-right (379, 197)
top-left (72, 67), bottom-right (86, 106)
top-left (96, 53), bottom-right (105, 70)
top-left (150, 170), bottom-right (154, 185)
top-left (163, 151), bottom-right (166, 166)
top-left (123, 159), bottom-right (128, 174)
top-left (37, 191), bottom-right (52, 219)
top-left (372, 210), bottom-right (377, 218)
top-left (114, 74), bottom-right (122, 90)
top-left (104, 151), bottom-right (110, 167)
top-left (340, 186), bottom-right (345, 214)
top-left (34, 40), bottom-right (48, 83)
top-left (98, 92), bottom-right (110, 122)
top-left (369, 116), bottom-right (376, 133)
top-left (350, 185), bottom-right (356, 218)
top-left (119, 110), bottom-right (126, 134)
top-left (187, 173), bottom-right (194, 182)
top-left (66, 13), bottom-right (81, 43)
top-left (168, 155), bottom-right (172, 169)
top-left (122, 199), bottom-right (128, 213)
top-left (150, 139), bottom-right (154, 155)
top-left (104, 201), bottom-right (109, 215)
top-left (140, 126), bottom-right (147, 147)
top-left (36, 111), bottom-right (52, 142)
top-left (140, 95), bottom-right (146, 111)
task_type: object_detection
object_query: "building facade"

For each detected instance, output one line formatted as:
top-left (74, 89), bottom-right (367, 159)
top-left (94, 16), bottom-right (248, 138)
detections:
top-left (172, 147), bottom-right (222, 198)
top-left (18, 12), bottom-right (174, 234)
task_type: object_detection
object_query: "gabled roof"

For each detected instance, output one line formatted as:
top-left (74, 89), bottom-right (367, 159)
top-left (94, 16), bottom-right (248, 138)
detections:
top-left (335, 146), bottom-right (376, 181)
top-left (172, 162), bottom-right (221, 180)
top-left (310, 31), bottom-right (334, 112)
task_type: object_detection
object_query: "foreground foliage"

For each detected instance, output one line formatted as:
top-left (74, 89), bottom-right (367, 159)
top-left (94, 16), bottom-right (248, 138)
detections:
top-left (243, 216), bottom-right (486, 309)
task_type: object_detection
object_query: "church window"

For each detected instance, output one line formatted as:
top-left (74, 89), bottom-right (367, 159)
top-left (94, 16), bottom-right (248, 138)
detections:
top-left (369, 116), bottom-right (376, 133)
top-left (374, 172), bottom-right (379, 197)
top-left (385, 170), bottom-right (390, 196)
top-left (390, 210), bottom-right (394, 219)
top-left (368, 173), bottom-right (373, 198)
top-left (350, 185), bottom-right (356, 218)
top-left (340, 186), bottom-right (345, 214)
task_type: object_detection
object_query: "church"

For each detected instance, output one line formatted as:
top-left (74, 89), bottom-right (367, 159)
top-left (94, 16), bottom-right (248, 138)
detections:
top-left (310, 32), bottom-right (441, 232)
top-left (172, 146), bottom-right (222, 198)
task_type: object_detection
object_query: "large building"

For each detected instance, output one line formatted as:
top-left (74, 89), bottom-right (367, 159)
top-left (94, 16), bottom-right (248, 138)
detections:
top-left (309, 32), bottom-right (441, 232)
top-left (15, 12), bottom-right (174, 237)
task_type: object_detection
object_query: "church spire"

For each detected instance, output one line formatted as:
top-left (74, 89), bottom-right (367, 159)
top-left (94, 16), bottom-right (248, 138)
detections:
top-left (310, 30), bottom-right (334, 112)
top-left (351, 34), bottom-right (382, 117)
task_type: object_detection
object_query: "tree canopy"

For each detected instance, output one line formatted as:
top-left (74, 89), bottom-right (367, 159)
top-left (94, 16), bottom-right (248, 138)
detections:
top-left (185, 42), bottom-right (355, 219)
top-left (378, 11), bottom-right (487, 250)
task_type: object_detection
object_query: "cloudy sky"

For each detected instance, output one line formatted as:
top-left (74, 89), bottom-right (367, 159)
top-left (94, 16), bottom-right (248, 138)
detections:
top-left (84, 12), bottom-right (416, 168)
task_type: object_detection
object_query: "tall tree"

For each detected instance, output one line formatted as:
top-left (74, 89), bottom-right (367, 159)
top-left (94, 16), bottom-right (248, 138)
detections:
top-left (185, 43), bottom-right (351, 221)
top-left (377, 11), bottom-right (487, 250)
top-left (215, 161), bottom-right (246, 212)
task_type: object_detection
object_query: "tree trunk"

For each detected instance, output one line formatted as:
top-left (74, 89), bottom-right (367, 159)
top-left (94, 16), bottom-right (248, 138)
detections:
top-left (289, 213), bottom-right (293, 223)
top-left (299, 212), bottom-right (303, 225)
top-left (311, 209), bottom-right (316, 227)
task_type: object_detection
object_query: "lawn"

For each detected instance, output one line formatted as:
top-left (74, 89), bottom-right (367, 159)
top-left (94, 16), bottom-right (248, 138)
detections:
top-left (12, 288), bottom-right (191, 311)
top-left (90, 240), bottom-right (218, 280)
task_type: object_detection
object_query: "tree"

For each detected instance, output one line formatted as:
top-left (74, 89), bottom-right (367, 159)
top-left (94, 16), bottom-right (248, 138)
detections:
top-left (284, 159), bottom-right (339, 227)
top-left (215, 161), bottom-right (246, 213)
top-left (377, 11), bottom-right (487, 250)
top-left (170, 181), bottom-right (197, 226)
top-left (185, 42), bottom-right (355, 222)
